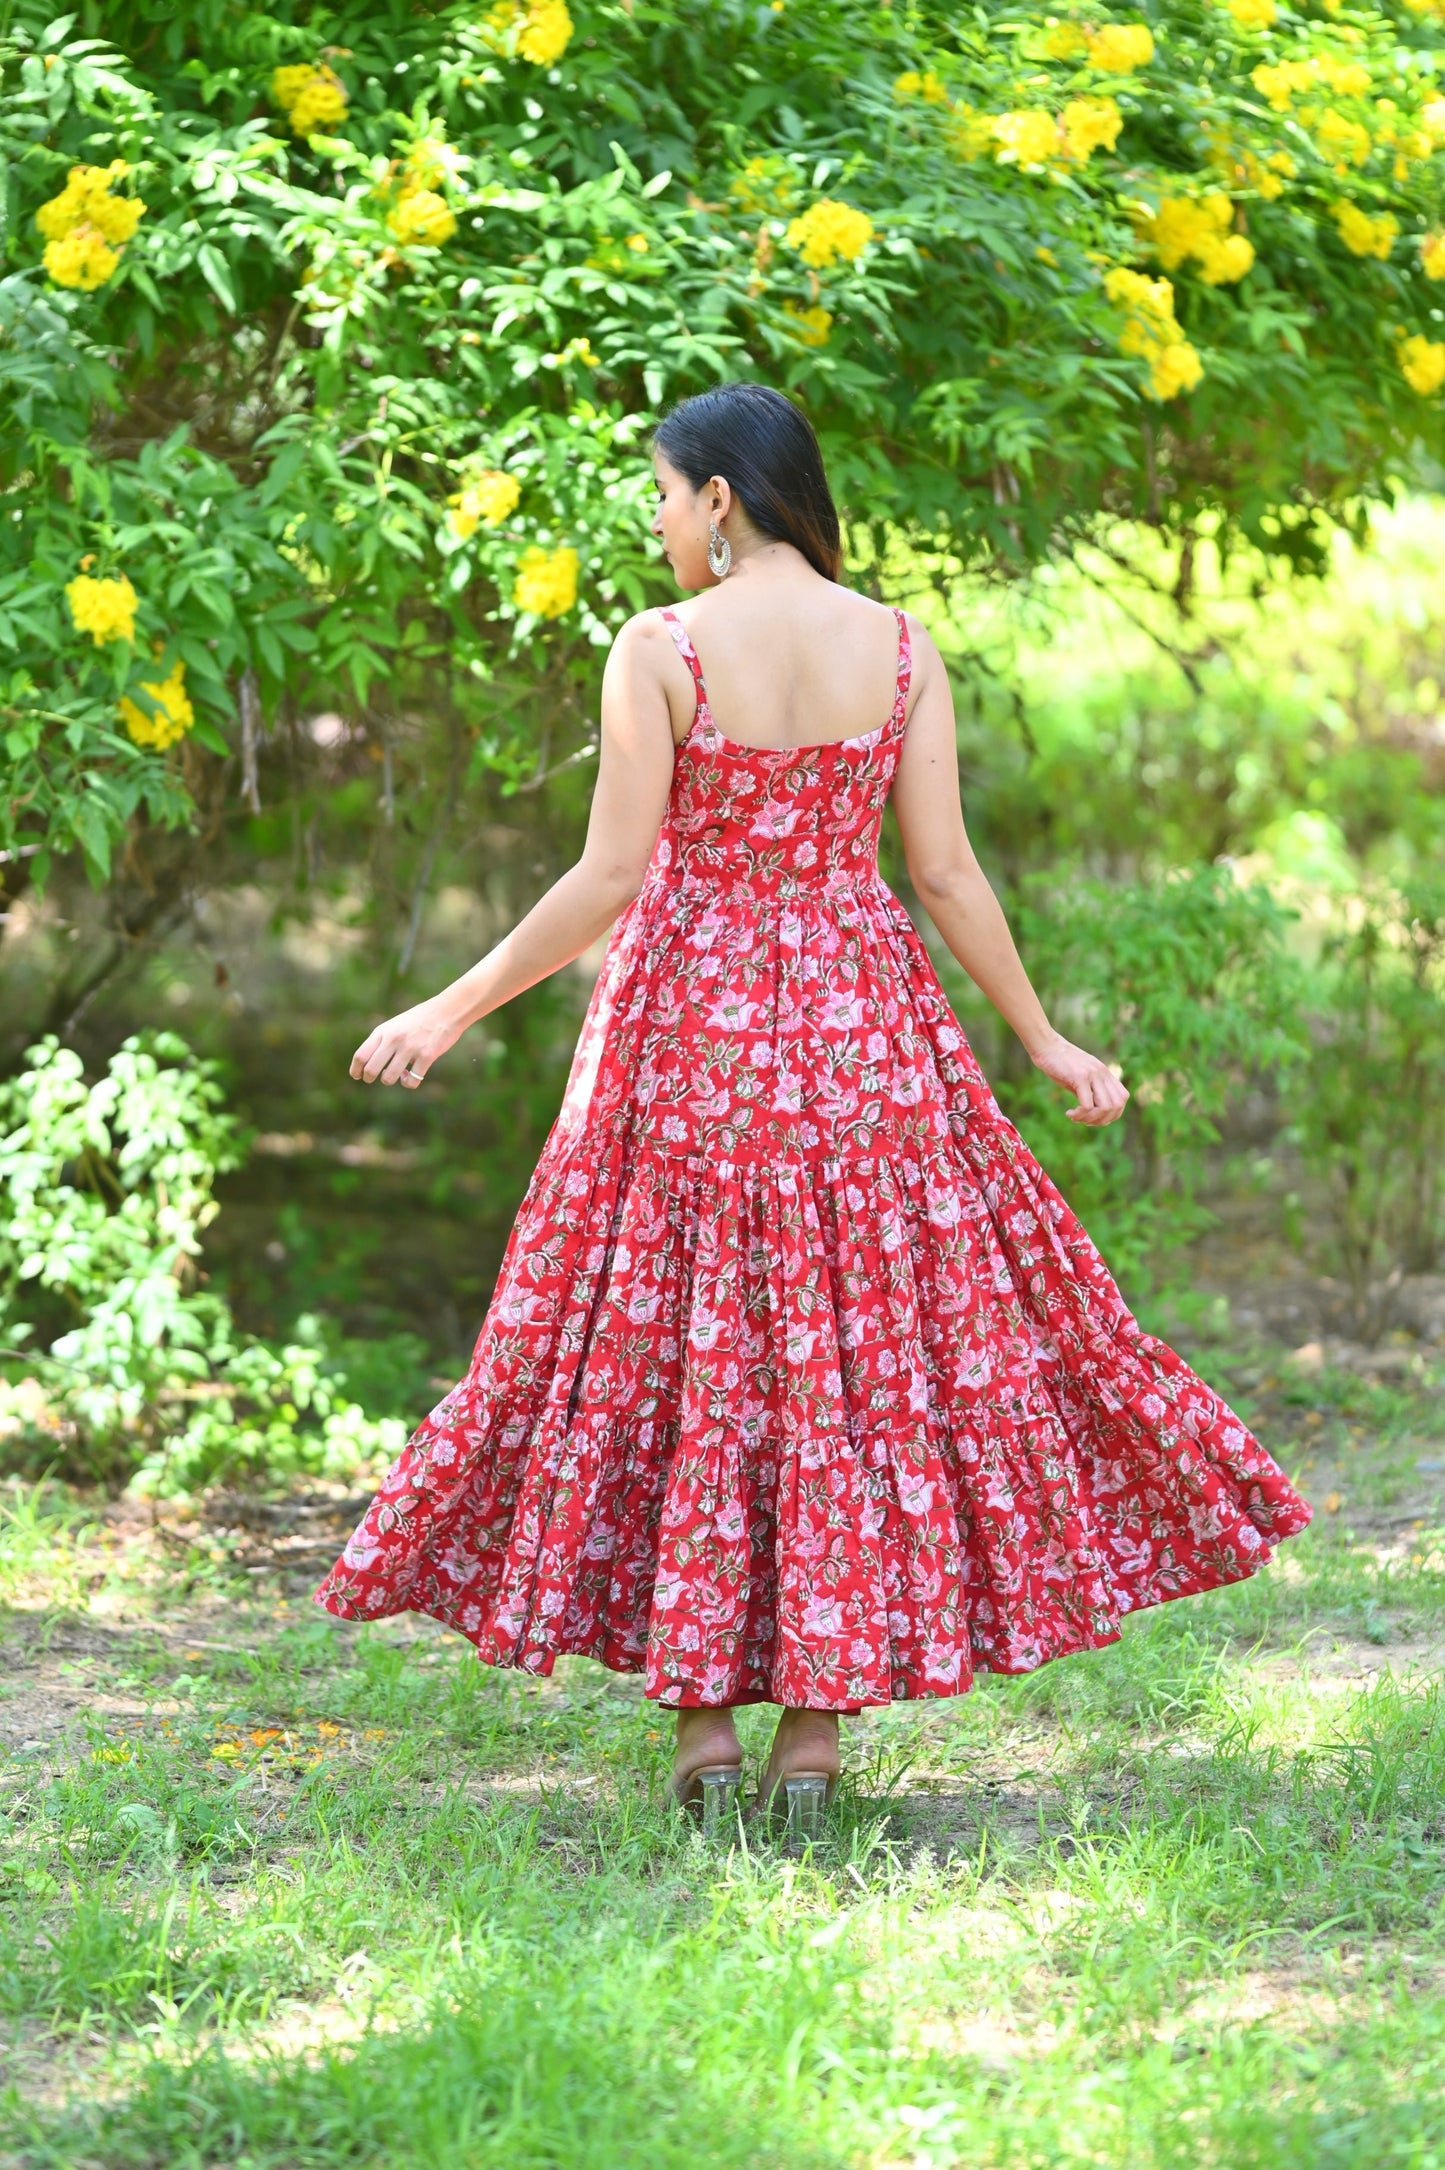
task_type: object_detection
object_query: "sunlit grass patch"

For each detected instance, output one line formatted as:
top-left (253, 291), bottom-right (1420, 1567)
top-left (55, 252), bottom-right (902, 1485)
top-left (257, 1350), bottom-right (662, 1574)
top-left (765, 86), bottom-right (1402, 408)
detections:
top-left (4, 1395), bottom-right (1445, 2165)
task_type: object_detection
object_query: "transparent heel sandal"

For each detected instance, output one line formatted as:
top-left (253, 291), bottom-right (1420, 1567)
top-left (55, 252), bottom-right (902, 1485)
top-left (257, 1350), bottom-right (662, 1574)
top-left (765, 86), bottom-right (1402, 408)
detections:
top-left (760, 1770), bottom-right (838, 1848)
top-left (673, 1763), bottom-right (744, 1838)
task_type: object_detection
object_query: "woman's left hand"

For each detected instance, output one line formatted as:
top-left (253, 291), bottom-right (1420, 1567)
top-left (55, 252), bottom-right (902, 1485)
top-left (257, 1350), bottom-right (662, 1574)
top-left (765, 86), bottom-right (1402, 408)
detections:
top-left (1029, 1032), bottom-right (1130, 1126)
top-left (350, 994), bottom-right (466, 1089)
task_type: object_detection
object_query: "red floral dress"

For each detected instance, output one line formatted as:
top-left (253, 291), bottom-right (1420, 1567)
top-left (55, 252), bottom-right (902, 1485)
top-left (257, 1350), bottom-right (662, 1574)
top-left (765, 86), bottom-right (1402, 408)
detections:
top-left (314, 605), bottom-right (1311, 1709)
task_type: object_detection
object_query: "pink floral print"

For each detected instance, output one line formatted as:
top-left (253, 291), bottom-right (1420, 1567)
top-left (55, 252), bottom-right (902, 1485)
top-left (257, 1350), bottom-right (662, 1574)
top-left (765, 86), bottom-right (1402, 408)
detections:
top-left (314, 606), bottom-right (1311, 1709)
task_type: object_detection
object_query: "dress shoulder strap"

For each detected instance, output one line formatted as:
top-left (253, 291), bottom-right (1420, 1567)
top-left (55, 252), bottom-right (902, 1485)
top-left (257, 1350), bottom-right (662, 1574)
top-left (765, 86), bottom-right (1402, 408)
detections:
top-left (890, 606), bottom-right (913, 728)
top-left (658, 608), bottom-right (708, 710)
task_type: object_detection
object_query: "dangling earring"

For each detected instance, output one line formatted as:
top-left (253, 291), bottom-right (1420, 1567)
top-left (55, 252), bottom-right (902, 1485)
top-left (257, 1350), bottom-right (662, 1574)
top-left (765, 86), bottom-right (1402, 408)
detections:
top-left (707, 519), bottom-right (732, 579)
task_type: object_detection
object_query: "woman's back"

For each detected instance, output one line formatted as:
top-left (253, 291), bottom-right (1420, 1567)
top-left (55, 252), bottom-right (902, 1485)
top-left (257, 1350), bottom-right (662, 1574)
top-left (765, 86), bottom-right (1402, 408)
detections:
top-left (666, 580), bottom-right (906, 752)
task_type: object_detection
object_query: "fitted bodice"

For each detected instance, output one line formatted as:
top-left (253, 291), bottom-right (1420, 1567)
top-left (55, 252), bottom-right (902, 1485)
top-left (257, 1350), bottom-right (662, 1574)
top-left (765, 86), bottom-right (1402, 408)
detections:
top-left (636, 607), bottom-right (912, 904)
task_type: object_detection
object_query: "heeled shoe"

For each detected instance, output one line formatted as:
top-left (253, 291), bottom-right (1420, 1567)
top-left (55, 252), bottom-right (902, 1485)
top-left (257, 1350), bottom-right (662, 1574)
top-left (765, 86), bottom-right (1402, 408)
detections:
top-left (671, 1762), bottom-right (744, 1837)
top-left (756, 1767), bottom-right (839, 1845)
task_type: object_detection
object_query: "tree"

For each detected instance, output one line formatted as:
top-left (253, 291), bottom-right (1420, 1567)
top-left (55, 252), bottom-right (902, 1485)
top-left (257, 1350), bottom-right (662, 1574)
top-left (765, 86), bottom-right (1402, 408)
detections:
top-left (5, 0), bottom-right (1445, 923)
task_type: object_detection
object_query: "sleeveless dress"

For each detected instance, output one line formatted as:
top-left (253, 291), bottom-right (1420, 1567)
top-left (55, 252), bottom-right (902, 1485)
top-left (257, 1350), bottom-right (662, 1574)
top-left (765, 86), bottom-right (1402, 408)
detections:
top-left (313, 605), bottom-right (1311, 1710)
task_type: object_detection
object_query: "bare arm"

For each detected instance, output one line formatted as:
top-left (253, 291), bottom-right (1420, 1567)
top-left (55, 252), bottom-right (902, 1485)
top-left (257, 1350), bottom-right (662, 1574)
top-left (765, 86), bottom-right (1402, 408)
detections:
top-left (352, 613), bottom-right (678, 1088)
top-left (890, 616), bottom-right (1128, 1127)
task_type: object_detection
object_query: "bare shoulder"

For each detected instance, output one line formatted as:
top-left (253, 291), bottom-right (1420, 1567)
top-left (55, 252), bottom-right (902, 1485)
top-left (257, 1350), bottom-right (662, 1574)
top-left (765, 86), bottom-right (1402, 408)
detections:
top-left (610, 608), bottom-right (677, 661)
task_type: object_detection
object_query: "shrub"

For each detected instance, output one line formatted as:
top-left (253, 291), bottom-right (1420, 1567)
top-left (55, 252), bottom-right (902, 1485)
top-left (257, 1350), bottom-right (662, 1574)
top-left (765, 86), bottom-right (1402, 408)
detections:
top-left (0, 1035), bottom-right (407, 1492)
top-left (980, 867), bottom-right (1308, 1297)
top-left (1289, 874), bottom-right (1445, 1339)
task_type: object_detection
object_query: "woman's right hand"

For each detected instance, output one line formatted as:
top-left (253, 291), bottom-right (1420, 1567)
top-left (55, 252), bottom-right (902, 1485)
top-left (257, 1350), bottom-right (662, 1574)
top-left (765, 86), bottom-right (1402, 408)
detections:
top-left (350, 994), bottom-right (467, 1090)
top-left (1029, 1031), bottom-right (1130, 1126)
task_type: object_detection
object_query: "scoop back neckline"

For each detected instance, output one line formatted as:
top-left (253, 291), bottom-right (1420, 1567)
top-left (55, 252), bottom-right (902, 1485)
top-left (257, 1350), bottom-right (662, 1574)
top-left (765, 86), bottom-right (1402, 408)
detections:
top-left (663, 604), bottom-right (907, 758)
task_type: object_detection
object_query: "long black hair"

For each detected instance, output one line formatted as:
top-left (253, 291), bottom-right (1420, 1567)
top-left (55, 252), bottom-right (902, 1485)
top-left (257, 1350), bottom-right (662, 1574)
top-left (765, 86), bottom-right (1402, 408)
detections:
top-left (653, 382), bottom-right (842, 582)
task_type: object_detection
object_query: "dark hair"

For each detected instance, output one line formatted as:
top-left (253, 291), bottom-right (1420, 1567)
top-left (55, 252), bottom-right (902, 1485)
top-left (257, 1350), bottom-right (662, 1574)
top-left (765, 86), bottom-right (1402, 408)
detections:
top-left (653, 382), bottom-right (842, 582)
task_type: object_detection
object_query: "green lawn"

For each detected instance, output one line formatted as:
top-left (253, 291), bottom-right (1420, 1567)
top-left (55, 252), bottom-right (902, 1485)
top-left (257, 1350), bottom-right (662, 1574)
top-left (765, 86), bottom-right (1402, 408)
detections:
top-left (3, 1353), bottom-right (1444, 2169)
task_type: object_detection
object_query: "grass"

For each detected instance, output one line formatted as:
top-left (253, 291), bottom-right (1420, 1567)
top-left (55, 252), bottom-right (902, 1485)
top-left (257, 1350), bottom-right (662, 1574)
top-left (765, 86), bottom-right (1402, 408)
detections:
top-left (2, 1352), bottom-right (1445, 2168)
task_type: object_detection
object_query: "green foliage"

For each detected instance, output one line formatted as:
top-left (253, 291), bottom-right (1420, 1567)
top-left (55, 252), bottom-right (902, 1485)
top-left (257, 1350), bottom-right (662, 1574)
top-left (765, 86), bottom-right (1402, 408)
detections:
top-left (1290, 871), bottom-right (1445, 1333)
top-left (0, 1034), bottom-right (407, 1491)
top-left (8, 0), bottom-right (1445, 886)
top-left (973, 867), bottom-right (1308, 1291)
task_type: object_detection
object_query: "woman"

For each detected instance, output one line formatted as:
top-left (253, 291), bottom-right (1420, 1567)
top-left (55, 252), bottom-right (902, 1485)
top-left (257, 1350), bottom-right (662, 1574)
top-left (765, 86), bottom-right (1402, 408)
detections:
top-left (314, 382), bottom-right (1310, 1836)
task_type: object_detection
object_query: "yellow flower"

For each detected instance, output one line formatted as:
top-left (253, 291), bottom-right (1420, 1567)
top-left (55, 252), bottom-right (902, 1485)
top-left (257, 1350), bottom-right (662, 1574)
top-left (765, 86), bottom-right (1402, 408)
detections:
top-left (993, 109), bottom-right (1062, 165)
top-left (448, 470), bottom-right (522, 538)
top-left (119, 660), bottom-right (194, 750)
top-left (387, 190), bottom-right (457, 246)
top-left (783, 299), bottom-right (833, 346)
top-left (1061, 95), bottom-right (1123, 160)
top-left (1147, 339), bottom-right (1205, 398)
top-left (396, 139), bottom-right (463, 199)
top-left (1138, 194), bottom-right (1252, 283)
top-left (1316, 57), bottom-right (1370, 97)
top-left (36, 163), bottom-right (145, 288)
top-left (1042, 21), bottom-right (1089, 58)
top-left (271, 62), bottom-right (348, 137)
top-left (946, 104), bottom-right (999, 161)
top-left (1197, 231), bottom-right (1254, 283)
top-left (784, 197), bottom-right (875, 268)
top-left (626, 233), bottom-right (649, 252)
top-left (485, 0), bottom-right (574, 66)
top-left (513, 544), bottom-right (579, 618)
top-left (1251, 59), bottom-right (1316, 110)
top-left (66, 572), bottom-right (137, 646)
top-left (44, 226), bottom-right (120, 290)
top-left (893, 69), bottom-right (949, 103)
top-left (1084, 23), bottom-right (1155, 72)
top-left (1399, 332), bottom-right (1445, 394)
top-left (1332, 200), bottom-right (1397, 258)
top-left (1421, 234), bottom-right (1445, 279)
top-left (1423, 98), bottom-right (1445, 141)
top-left (1103, 266), bottom-right (1203, 400)
top-left (1228, 0), bottom-right (1276, 26)
top-left (545, 335), bottom-right (600, 368)
top-left (1315, 108), bottom-right (1371, 168)
top-left (728, 155), bottom-right (801, 215)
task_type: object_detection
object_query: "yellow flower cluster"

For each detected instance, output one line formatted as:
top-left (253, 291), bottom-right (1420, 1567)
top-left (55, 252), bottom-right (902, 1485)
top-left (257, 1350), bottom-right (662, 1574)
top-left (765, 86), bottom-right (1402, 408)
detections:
top-left (1315, 107), bottom-right (1371, 168)
top-left (484, 0), bottom-right (574, 66)
top-left (993, 109), bottom-right (1061, 166)
top-left (1037, 20), bottom-right (1154, 68)
top-left (1062, 95), bottom-right (1123, 158)
top-left (1399, 333), bottom-right (1445, 394)
top-left (513, 544), bottom-right (579, 617)
top-left (36, 162), bottom-right (146, 291)
top-left (586, 232), bottom-right (651, 272)
top-left (1251, 55), bottom-right (1370, 111)
top-left (271, 62), bottom-right (349, 137)
top-left (384, 140), bottom-right (459, 247)
top-left (946, 105), bottom-right (1000, 160)
top-left (1085, 22), bottom-right (1155, 72)
top-left (785, 198), bottom-right (875, 269)
top-left (1228, 0), bottom-right (1276, 29)
top-left (728, 156), bottom-right (801, 216)
top-left (1332, 200), bottom-right (1397, 258)
top-left (1139, 195), bottom-right (1255, 284)
top-left (66, 572), bottom-right (138, 646)
top-left (119, 660), bottom-right (194, 750)
top-left (389, 190), bottom-right (456, 246)
top-left (893, 70), bottom-right (949, 103)
top-left (987, 97), bottom-right (1122, 167)
top-left (783, 300), bottom-right (833, 346)
top-left (1422, 234), bottom-right (1445, 279)
top-left (448, 470), bottom-right (521, 538)
top-left (1104, 267), bottom-right (1203, 399)
top-left (1206, 132), bottom-right (1295, 199)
